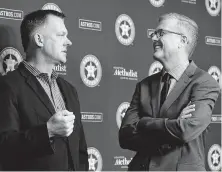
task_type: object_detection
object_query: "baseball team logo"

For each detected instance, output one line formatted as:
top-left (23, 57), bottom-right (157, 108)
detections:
top-left (88, 147), bottom-right (103, 171)
top-left (208, 66), bottom-right (221, 83)
top-left (80, 55), bottom-right (102, 87)
top-left (115, 14), bottom-right (135, 46)
top-left (149, 0), bottom-right (165, 7)
top-left (42, 3), bottom-right (62, 12)
top-left (116, 102), bottom-right (130, 128)
top-left (149, 61), bottom-right (163, 76)
top-left (205, 0), bottom-right (221, 16)
top-left (0, 47), bottom-right (23, 75)
top-left (207, 144), bottom-right (221, 171)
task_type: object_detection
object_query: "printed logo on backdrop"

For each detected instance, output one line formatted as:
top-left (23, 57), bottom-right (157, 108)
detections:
top-left (0, 8), bottom-right (23, 20)
top-left (208, 66), bottom-right (221, 83)
top-left (181, 0), bottom-right (196, 4)
top-left (211, 114), bottom-right (222, 123)
top-left (149, 61), bottom-right (163, 76)
top-left (113, 66), bottom-right (138, 81)
top-left (42, 3), bottom-right (62, 12)
top-left (205, 0), bottom-right (221, 16)
top-left (207, 144), bottom-right (222, 171)
top-left (54, 64), bottom-right (67, 75)
top-left (81, 112), bottom-right (103, 122)
top-left (149, 0), bottom-right (165, 7)
top-left (114, 156), bottom-right (132, 169)
top-left (80, 55), bottom-right (102, 87)
top-left (116, 102), bottom-right (130, 128)
top-left (115, 14), bottom-right (135, 46)
top-left (79, 19), bottom-right (102, 31)
top-left (205, 36), bottom-right (221, 46)
top-left (88, 147), bottom-right (103, 172)
top-left (0, 47), bottom-right (23, 75)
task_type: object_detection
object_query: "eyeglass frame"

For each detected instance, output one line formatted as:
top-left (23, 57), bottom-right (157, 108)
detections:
top-left (149, 29), bottom-right (186, 39)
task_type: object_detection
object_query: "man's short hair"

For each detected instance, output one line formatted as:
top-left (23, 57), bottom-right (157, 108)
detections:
top-left (20, 10), bottom-right (65, 53)
top-left (159, 13), bottom-right (199, 58)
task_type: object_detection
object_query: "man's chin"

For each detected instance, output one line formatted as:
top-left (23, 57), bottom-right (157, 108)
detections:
top-left (60, 57), bottom-right (67, 64)
top-left (153, 51), bottom-right (163, 61)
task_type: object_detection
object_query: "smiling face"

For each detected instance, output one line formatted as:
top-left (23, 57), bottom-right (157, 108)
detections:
top-left (40, 14), bottom-right (72, 65)
top-left (152, 18), bottom-right (183, 64)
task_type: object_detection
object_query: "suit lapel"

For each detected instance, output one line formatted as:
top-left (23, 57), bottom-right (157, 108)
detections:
top-left (159, 61), bottom-right (197, 117)
top-left (19, 63), bottom-right (55, 116)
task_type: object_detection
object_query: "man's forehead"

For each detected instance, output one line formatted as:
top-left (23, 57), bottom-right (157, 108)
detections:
top-left (44, 15), bottom-right (67, 32)
top-left (157, 19), bottom-right (178, 30)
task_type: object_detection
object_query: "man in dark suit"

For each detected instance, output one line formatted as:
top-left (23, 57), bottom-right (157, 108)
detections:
top-left (0, 10), bottom-right (88, 171)
top-left (119, 13), bottom-right (220, 171)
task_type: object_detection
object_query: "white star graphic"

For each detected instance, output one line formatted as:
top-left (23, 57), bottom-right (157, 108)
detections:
top-left (211, 150), bottom-right (220, 165)
top-left (120, 21), bottom-right (131, 37)
top-left (4, 54), bottom-right (17, 73)
top-left (209, 0), bottom-right (218, 9)
top-left (88, 154), bottom-right (98, 171)
top-left (85, 62), bottom-right (97, 79)
top-left (211, 72), bottom-right (219, 82)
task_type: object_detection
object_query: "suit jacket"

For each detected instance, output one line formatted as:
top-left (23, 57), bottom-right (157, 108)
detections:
top-left (119, 61), bottom-right (220, 171)
top-left (0, 63), bottom-right (89, 171)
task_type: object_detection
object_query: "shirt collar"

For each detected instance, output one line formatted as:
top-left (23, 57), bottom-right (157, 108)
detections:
top-left (22, 60), bottom-right (58, 80)
top-left (162, 61), bottom-right (189, 81)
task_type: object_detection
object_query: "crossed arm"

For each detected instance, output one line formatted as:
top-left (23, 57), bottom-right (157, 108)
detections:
top-left (119, 78), bottom-right (220, 152)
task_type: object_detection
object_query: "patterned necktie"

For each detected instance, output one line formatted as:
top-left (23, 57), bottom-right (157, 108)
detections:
top-left (160, 73), bottom-right (171, 107)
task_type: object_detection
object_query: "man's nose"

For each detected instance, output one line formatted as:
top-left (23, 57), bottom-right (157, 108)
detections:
top-left (66, 38), bottom-right (72, 46)
top-left (151, 34), bottom-right (158, 42)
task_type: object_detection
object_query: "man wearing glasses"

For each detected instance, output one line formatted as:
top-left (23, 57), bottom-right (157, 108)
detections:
top-left (119, 13), bottom-right (220, 171)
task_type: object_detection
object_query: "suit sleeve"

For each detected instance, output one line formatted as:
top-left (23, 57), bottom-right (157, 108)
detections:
top-left (72, 87), bottom-right (89, 171)
top-left (137, 77), bottom-right (220, 143)
top-left (0, 79), bottom-right (54, 161)
top-left (79, 123), bottom-right (89, 171)
top-left (119, 82), bottom-right (165, 152)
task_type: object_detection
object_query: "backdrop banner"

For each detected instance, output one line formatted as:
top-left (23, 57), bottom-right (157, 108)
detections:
top-left (0, 0), bottom-right (221, 171)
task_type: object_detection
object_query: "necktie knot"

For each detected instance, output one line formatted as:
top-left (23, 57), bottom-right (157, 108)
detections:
top-left (162, 73), bottom-right (171, 83)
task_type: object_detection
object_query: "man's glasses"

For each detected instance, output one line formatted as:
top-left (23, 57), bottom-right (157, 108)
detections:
top-left (149, 29), bottom-right (184, 39)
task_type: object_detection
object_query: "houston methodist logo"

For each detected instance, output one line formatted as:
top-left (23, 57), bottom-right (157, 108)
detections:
top-left (54, 64), bottom-right (67, 75)
top-left (116, 102), bottom-right (130, 128)
top-left (80, 55), bottom-right (102, 87)
top-left (149, 0), bottom-right (165, 7)
top-left (205, 0), bottom-right (221, 16)
top-left (149, 61), bottom-right (163, 76)
top-left (114, 156), bottom-right (132, 169)
top-left (0, 47), bottom-right (23, 75)
top-left (113, 66), bottom-right (138, 81)
top-left (115, 14), bottom-right (135, 46)
top-left (88, 147), bottom-right (103, 171)
top-left (42, 3), bottom-right (62, 12)
top-left (207, 144), bottom-right (221, 171)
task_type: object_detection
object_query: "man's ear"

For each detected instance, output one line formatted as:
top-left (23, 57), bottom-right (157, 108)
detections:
top-left (181, 35), bottom-right (188, 44)
top-left (34, 33), bottom-right (44, 47)
top-left (178, 35), bottom-right (188, 49)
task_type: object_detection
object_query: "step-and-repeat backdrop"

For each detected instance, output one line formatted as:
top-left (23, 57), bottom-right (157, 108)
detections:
top-left (0, 0), bottom-right (221, 171)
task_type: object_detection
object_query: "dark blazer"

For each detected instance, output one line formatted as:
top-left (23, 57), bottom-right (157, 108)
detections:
top-left (119, 61), bottom-right (220, 171)
top-left (0, 63), bottom-right (89, 171)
